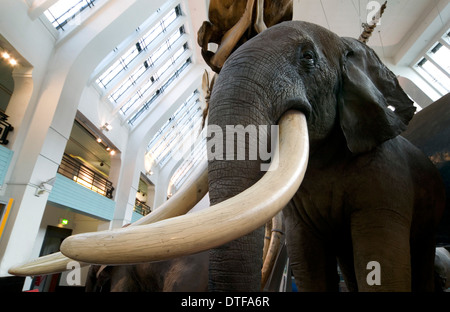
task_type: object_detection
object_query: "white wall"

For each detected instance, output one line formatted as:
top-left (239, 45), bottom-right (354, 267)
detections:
top-left (0, 0), bottom-right (172, 276)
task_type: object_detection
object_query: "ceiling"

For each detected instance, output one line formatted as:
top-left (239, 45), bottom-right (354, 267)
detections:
top-left (187, 0), bottom-right (448, 65)
top-left (292, 0), bottom-right (446, 59)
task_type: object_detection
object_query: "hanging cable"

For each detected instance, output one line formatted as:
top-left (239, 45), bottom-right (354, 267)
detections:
top-left (319, 0), bottom-right (331, 30)
top-left (378, 31), bottom-right (386, 59)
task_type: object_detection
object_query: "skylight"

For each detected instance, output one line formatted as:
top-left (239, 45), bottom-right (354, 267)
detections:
top-left (44, 0), bottom-right (98, 31)
top-left (96, 7), bottom-right (181, 90)
top-left (146, 91), bottom-right (203, 170)
top-left (169, 136), bottom-right (207, 192)
top-left (93, 2), bottom-right (193, 126)
top-left (414, 29), bottom-right (450, 96)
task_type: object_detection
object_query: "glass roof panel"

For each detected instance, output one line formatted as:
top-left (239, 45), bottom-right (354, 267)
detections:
top-left (94, 2), bottom-right (192, 126)
top-left (44, 0), bottom-right (98, 30)
top-left (146, 91), bottom-right (202, 169)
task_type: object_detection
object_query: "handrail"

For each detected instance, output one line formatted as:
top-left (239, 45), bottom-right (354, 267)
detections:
top-left (57, 153), bottom-right (114, 198)
top-left (134, 199), bottom-right (152, 216)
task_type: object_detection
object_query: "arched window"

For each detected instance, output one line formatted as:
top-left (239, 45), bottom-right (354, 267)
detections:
top-left (413, 29), bottom-right (450, 96)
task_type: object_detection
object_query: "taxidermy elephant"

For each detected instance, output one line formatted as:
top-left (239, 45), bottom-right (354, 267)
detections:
top-left (203, 20), bottom-right (444, 292)
top-left (15, 21), bottom-right (445, 293)
top-left (85, 252), bottom-right (208, 292)
top-left (402, 93), bottom-right (450, 246)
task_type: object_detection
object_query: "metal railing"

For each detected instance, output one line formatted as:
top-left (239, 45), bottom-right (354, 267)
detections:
top-left (57, 153), bottom-right (114, 198)
top-left (0, 111), bottom-right (13, 145)
top-left (134, 199), bottom-right (152, 216)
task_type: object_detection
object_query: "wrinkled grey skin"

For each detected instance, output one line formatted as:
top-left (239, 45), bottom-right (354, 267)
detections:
top-left (207, 21), bottom-right (445, 291)
top-left (85, 252), bottom-right (208, 292)
top-left (434, 247), bottom-right (450, 291)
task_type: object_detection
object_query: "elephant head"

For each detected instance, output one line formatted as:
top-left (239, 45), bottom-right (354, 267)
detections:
top-left (12, 21), bottom-right (439, 292)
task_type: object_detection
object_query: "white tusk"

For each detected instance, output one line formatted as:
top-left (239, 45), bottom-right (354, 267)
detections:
top-left (8, 163), bottom-right (208, 276)
top-left (59, 110), bottom-right (309, 265)
top-left (261, 211), bottom-right (284, 289)
top-left (8, 252), bottom-right (89, 277)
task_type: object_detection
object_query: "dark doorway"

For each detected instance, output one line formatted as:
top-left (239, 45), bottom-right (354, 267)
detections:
top-left (30, 226), bottom-right (72, 292)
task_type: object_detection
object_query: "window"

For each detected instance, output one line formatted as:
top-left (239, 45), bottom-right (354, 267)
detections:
top-left (126, 56), bottom-right (191, 126)
top-left (96, 9), bottom-right (183, 90)
top-left (107, 26), bottom-right (187, 105)
top-left (44, 0), bottom-right (98, 31)
top-left (169, 137), bottom-right (207, 191)
top-left (146, 91), bottom-right (203, 170)
top-left (93, 2), bottom-right (192, 126)
top-left (414, 29), bottom-right (450, 96)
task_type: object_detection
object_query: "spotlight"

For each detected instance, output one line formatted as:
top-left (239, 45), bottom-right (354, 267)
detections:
top-left (97, 138), bottom-right (102, 143)
top-left (9, 59), bottom-right (17, 66)
top-left (2, 52), bottom-right (10, 59)
top-left (110, 150), bottom-right (116, 156)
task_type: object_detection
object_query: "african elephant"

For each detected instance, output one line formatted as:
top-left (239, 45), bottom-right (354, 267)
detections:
top-left (14, 21), bottom-right (445, 292)
top-left (85, 252), bottom-right (208, 292)
top-left (203, 20), bottom-right (444, 292)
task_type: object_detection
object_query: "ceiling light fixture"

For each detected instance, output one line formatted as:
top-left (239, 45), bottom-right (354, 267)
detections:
top-left (1, 51), bottom-right (18, 66)
top-left (101, 123), bottom-right (112, 132)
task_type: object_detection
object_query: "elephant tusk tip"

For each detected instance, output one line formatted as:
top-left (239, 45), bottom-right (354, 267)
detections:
top-left (8, 266), bottom-right (23, 276)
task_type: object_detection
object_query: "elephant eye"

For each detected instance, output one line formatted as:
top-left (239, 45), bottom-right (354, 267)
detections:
top-left (300, 50), bottom-right (316, 69)
top-left (303, 51), bottom-right (315, 60)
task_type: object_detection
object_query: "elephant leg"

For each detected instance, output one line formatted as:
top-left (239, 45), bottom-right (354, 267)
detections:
top-left (210, 0), bottom-right (256, 71)
top-left (351, 209), bottom-right (412, 292)
top-left (284, 204), bottom-right (339, 292)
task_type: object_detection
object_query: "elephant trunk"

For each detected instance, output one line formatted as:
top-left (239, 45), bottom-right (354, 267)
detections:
top-left (207, 104), bottom-right (264, 292)
top-left (206, 62), bottom-right (278, 291)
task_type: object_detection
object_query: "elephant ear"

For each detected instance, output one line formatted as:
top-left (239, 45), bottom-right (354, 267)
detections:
top-left (338, 37), bottom-right (416, 154)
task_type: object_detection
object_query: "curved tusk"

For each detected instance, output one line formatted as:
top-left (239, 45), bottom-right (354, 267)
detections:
top-left (8, 252), bottom-right (89, 277)
top-left (8, 163), bottom-right (209, 276)
top-left (261, 211), bottom-right (284, 289)
top-left (59, 110), bottom-right (309, 265)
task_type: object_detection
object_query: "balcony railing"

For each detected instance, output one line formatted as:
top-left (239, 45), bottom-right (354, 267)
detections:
top-left (134, 199), bottom-right (152, 216)
top-left (0, 111), bottom-right (13, 145)
top-left (57, 153), bottom-right (114, 198)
